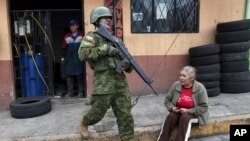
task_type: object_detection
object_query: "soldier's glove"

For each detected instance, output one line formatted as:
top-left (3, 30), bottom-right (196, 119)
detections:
top-left (123, 59), bottom-right (133, 73)
top-left (108, 46), bottom-right (119, 56)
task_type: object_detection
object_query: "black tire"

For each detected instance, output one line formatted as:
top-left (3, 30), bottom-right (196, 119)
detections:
top-left (220, 52), bottom-right (249, 62)
top-left (221, 60), bottom-right (249, 72)
top-left (217, 19), bottom-right (250, 33)
top-left (221, 71), bottom-right (250, 82)
top-left (9, 97), bottom-right (52, 118)
top-left (220, 42), bottom-right (250, 53)
top-left (194, 64), bottom-right (220, 74)
top-left (196, 73), bottom-right (220, 82)
top-left (206, 87), bottom-right (220, 97)
top-left (220, 81), bottom-right (250, 93)
top-left (189, 55), bottom-right (220, 66)
top-left (215, 30), bottom-right (250, 44)
top-left (200, 81), bottom-right (220, 89)
top-left (189, 44), bottom-right (219, 58)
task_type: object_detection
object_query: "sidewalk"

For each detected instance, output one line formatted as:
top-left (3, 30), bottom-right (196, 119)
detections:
top-left (0, 92), bottom-right (250, 141)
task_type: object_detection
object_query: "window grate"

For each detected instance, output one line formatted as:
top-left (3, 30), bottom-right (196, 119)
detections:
top-left (131, 0), bottom-right (199, 33)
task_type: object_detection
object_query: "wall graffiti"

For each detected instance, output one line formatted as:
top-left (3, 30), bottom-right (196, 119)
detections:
top-left (105, 0), bottom-right (123, 40)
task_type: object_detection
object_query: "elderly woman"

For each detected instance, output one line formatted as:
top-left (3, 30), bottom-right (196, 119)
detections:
top-left (157, 66), bottom-right (209, 141)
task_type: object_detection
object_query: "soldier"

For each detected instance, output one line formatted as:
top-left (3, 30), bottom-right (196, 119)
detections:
top-left (78, 6), bottom-right (134, 141)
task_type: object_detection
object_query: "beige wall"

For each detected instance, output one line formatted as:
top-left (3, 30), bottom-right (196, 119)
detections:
top-left (83, 0), bottom-right (103, 33)
top-left (0, 0), bottom-right (12, 60)
top-left (82, 0), bottom-right (245, 96)
top-left (121, 0), bottom-right (244, 56)
top-left (83, 0), bottom-right (244, 56)
top-left (0, 0), bottom-right (15, 109)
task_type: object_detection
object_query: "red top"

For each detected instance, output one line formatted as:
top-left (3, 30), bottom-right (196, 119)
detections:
top-left (62, 31), bottom-right (83, 49)
top-left (176, 87), bottom-right (195, 109)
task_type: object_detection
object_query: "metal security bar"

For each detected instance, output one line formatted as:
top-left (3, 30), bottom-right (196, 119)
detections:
top-left (11, 11), bottom-right (54, 97)
top-left (131, 0), bottom-right (199, 33)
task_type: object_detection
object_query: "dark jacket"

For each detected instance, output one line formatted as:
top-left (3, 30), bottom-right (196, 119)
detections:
top-left (62, 31), bottom-right (83, 75)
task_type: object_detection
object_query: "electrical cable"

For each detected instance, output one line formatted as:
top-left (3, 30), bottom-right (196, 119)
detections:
top-left (24, 33), bottom-right (50, 94)
top-left (22, 13), bottom-right (56, 63)
top-left (20, 12), bottom-right (57, 95)
top-left (12, 43), bottom-right (20, 57)
top-left (132, 0), bottom-right (201, 107)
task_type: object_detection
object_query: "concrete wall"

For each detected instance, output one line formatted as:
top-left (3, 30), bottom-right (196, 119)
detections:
top-left (0, 0), bottom-right (246, 108)
top-left (83, 0), bottom-right (245, 95)
top-left (0, 0), bottom-right (15, 109)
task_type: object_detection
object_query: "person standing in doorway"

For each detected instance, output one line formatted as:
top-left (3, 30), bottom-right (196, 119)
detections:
top-left (78, 6), bottom-right (134, 141)
top-left (62, 19), bottom-right (84, 98)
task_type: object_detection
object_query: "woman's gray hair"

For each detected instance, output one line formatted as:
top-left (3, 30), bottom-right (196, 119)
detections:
top-left (180, 66), bottom-right (197, 80)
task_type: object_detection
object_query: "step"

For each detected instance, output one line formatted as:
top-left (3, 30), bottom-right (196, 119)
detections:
top-left (11, 113), bottom-right (250, 141)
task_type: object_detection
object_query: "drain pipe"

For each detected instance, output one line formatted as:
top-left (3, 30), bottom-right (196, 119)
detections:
top-left (244, 0), bottom-right (248, 19)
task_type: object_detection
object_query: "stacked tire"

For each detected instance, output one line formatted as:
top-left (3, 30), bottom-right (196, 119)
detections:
top-left (189, 44), bottom-right (220, 97)
top-left (216, 19), bottom-right (250, 93)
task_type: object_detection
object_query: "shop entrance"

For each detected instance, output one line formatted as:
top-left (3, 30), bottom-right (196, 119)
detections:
top-left (10, 0), bottom-right (87, 98)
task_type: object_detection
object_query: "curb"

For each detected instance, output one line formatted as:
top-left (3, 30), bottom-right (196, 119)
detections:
top-left (5, 114), bottom-right (250, 141)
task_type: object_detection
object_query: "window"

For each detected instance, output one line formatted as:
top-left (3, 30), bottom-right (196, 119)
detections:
top-left (131, 0), bottom-right (199, 33)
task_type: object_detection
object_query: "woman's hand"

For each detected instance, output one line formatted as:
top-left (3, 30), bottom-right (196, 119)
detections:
top-left (179, 108), bottom-right (188, 114)
top-left (171, 107), bottom-right (180, 113)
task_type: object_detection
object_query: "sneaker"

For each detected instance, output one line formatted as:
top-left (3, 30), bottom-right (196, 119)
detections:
top-left (65, 92), bottom-right (73, 98)
top-left (80, 119), bottom-right (90, 139)
top-left (77, 92), bottom-right (84, 98)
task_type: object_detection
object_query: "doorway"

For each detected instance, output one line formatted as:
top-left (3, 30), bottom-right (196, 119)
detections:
top-left (9, 0), bottom-right (87, 98)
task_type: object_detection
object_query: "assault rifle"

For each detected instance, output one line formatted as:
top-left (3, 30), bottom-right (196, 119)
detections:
top-left (96, 26), bottom-right (158, 95)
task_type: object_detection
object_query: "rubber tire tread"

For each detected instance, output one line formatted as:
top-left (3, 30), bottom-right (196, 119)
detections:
top-left (220, 60), bottom-right (249, 72)
top-left (215, 30), bottom-right (250, 44)
top-left (9, 97), bottom-right (52, 118)
top-left (189, 55), bottom-right (220, 66)
top-left (189, 44), bottom-right (219, 58)
top-left (196, 73), bottom-right (220, 82)
top-left (217, 19), bottom-right (250, 33)
top-left (220, 52), bottom-right (249, 62)
top-left (194, 64), bottom-right (220, 74)
top-left (220, 42), bottom-right (250, 53)
top-left (221, 71), bottom-right (250, 82)
top-left (220, 81), bottom-right (250, 93)
top-left (206, 87), bottom-right (220, 97)
top-left (200, 81), bottom-right (220, 89)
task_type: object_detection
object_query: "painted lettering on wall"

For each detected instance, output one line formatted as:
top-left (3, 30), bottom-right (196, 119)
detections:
top-left (105, 0), bottom-right (123, 40)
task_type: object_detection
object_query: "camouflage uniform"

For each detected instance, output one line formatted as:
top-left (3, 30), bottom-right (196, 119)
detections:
top-left (78, 31), bottom-right (134, 141)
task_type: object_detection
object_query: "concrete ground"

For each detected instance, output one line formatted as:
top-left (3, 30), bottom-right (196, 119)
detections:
top-left (0, 92), bottom-right (250, 141)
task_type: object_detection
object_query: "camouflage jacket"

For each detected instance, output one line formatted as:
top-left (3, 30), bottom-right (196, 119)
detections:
top-left (78, 31), bottom-right (132, 94)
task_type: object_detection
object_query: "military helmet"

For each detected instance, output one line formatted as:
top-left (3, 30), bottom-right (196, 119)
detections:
top-left (90, 6), bottom-right (112, 24)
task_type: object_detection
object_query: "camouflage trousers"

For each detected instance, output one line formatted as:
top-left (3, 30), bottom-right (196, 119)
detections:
top-left (82, 92), bottom-right (134, 141)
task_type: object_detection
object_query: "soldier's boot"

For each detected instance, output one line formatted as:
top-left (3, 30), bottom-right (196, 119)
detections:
top-left (80, 119), bottom-right (90, 139)
top-left (124, 138), bottom-right (134, 141)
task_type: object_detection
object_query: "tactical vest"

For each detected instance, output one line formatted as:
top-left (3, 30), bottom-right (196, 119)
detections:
top-left (88, 32), bottom-right (122, 72)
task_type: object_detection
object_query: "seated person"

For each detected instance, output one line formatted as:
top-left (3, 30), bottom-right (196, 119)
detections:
top-left (157, 66), bottom-right (209, 141)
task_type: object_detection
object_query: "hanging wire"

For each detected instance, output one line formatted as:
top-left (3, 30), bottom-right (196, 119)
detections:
top-left (132, 0), bottom-right (200, 107)
top-left (18, 12), bottom-right (56, 95)
top-left (23, 33), bottom-right (50, 94)
top-left (20, 12), bottom-right (56, 95)
top-left (22, 13), bottom-right (56, 63)
top-left (12, 43), bottom-right (20, 57)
